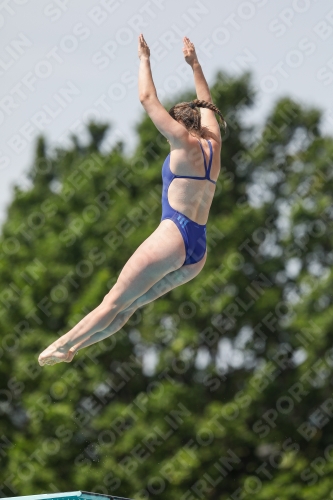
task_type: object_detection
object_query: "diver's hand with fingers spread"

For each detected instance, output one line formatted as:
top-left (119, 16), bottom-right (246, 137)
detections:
top-left (182, 36), bottom-right (199, 67)
top-left (138, 33), bottom-right (150, 60)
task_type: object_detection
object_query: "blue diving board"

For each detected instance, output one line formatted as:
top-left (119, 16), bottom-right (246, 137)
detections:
top-left (8, 491), bottom-right (133, 500)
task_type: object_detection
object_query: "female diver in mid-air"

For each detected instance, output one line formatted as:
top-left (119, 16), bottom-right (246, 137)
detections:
top-left (38, 34), bottom-right (226, 366)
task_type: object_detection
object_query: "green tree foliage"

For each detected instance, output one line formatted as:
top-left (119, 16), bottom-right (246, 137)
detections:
top-left (0, 71), bottom-right (332, 500)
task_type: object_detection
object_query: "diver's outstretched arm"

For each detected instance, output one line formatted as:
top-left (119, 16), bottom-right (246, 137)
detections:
top-left (183, 36), bottom-right (212, 102)
top-left (138, 33), bottom-right (157, 100)
top-left (183, 36), bottom-right (223, 141)
top-left (138, 34), bottom-right (187, 142)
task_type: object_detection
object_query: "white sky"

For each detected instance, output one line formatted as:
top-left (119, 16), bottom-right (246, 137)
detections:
top-left (1, 0), bottom-right (333, 225)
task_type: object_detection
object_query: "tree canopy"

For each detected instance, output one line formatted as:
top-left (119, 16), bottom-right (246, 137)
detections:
top-left (0, 70), bottom-right (332, 500)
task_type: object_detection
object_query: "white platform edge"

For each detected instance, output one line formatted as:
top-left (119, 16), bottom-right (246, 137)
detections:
top-left (7, 491), bottom-right (131, 500)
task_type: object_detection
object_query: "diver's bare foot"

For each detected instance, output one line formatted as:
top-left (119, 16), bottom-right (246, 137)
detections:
top-left (64, 347), bottom-right (77, 363)
top-left (38, 343), bottom-right (71, 366)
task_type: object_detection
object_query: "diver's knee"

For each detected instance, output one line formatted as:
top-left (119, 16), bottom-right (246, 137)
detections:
top-left (102, 283), bottom-right (130, 312)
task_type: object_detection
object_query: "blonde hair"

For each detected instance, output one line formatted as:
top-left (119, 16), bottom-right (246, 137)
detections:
top-left (169, 99), bottom-right (227, 137)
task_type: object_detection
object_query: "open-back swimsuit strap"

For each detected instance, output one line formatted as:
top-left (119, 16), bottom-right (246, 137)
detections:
top-left (172, 139), bottom-right (216, 184)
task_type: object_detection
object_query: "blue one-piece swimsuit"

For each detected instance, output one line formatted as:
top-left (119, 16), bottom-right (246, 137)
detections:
top-left (161, 139), bottom-right (216, 266)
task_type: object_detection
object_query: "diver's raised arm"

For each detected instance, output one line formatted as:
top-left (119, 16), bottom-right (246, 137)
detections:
top-left (183, 36), bottom-right (212, 102)
top-left (182, 36), bottom-right (226, 139)
top-left (138, 34), bottom-right (187, 142)
top-left (138, 33), bottom-right (157, 102)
